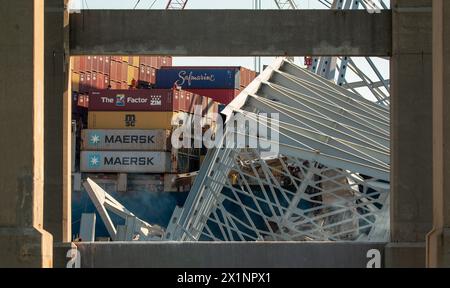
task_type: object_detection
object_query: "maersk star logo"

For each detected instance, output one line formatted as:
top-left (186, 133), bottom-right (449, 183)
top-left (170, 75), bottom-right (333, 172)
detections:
top-left (88, 132), bottom-right (103, 145)
top-left (88, 153), bottom-right (101, 168)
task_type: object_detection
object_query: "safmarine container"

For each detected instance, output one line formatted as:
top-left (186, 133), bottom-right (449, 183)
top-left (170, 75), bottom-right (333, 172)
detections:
top-left (80, 151), bottom-right (171, 173)
top-left (81, 129), bottom-right (172, 151)
top-left (88, 111), bottom-right (179, 129)
top-left (89, 90), bottom-right (181, 112)
top-left (155, 67), bottom-right (241, 89)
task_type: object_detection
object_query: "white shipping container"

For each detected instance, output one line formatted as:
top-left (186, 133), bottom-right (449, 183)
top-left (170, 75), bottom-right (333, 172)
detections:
top-left (81, 129), bottom-right (171, 151)
top-left (80, 151), bottom-right (171, 173)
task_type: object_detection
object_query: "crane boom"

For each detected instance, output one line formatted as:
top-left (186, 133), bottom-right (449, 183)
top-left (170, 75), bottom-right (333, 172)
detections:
top-left (166, 0), bottom-right (188, 9)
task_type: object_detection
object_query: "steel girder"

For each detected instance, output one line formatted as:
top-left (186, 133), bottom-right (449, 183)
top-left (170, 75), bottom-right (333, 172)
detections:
top-left (274, 0), bottom-right (298, 9)
top-left (166, 0), bottom-right (188, 10)
top-left (166, 58), bottom-right (390, 242)
top-left (277, 0), bottom-right (391, 106)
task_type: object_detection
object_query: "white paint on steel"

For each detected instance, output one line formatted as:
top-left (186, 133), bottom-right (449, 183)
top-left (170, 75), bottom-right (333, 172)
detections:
top-left (166, 58), bottom-right (390, 242)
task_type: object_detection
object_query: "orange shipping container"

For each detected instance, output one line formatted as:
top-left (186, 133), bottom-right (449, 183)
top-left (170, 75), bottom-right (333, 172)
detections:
top-left (88, 111), bottom-right (180, 130)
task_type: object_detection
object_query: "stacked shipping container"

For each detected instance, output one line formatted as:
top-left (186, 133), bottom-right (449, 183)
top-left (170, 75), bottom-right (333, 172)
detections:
top-left (72, 56), bottom-right (173, 95)
top-left (72, 58), bottom-right (254, 193)
top-left (81, 89), bottom-right (218, 181)
top-left (71, 58), bottom-right (256, 239)
top-left (71, 56), bottom-right (174, 140)
top-left (155, 66), bottom-right (256, 105)
top-left (138, 56), bottom-right (172, 88)
top-left (73, 56), bottom-right (112, 93)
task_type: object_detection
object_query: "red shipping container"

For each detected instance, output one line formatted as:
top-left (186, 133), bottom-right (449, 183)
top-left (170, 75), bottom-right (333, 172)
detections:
top-left (139, 64), bottom-right (146, 82)
top-left (77, 94), bottom-right (84, 107)
top-left (150, 67), bottom-right (156, 84)
top-left (97, 56), bottom-right (104, 74)
top-left (73, 57), bottom-right (80, 73)
top-left (79, 72), bottom-right (86, 92)
top-left (151, 57), bottom-right (158, 69)
top-left (89, 89), bottom-right (182, 112)
top-left (160, 56), bottom-right (171, 67)
top-left (86, 56), bottom-right (93, 72)
top-left (109, 80), bottom-right (119, 90)
top-left (145, 66), bottom-right (151, 82)
top-left (178, 90), bottom-right (187, 112)
top-left (156, 56), bottom-right (162, 68)
top-left (104, 56), bottom-right (111, 75)
top-left (86, 72), bottom-right (92, 91)
top-left (78, 94), bottom-right (89, 108)
top-left (97, 73), bottom-right (105, 90)
top-left (241, 68), bottom-right (248, 87)
top-left (139, 56), bottom-right (147, 67)
top-left (79, 57), bottom-right (86, 72)
top-left (110, 61), bottom-right (118, 81)
top-left (166, 56), bottom-right (173, 67)
top-left (121, 62), bottom-right (128, 82)
top-left (185, 91), bottom-right (192, 114)
top-left (95, 73), bottom-right (102, 90)
top-left (115, 62), bottom-right (122, 82)
top-left (80, 73), bottom-right (92, 93)
top-left (185, 89), bottom-right (241, 105)
top-left (92, 56), bottom-right (100, 72)
top-left (104, 74), bottom-right (110, 89)
top-left (248, 69), bottom-right (256, 85)
top-left (91, 72), bottom-right (98, 90)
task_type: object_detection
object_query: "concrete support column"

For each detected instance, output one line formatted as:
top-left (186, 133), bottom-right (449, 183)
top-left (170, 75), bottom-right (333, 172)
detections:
top-left (44, 0), bottom-right (71, 243)
top-left (426, 0), bottom-right (450, 267)
top-left (0, 1), bottom-right (53, 267)
top-left (388, 0), bottom-right (432, 267)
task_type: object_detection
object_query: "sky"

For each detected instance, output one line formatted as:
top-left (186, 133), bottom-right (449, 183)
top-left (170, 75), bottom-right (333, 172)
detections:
top-left (68, 0), bottom-right (390, 101)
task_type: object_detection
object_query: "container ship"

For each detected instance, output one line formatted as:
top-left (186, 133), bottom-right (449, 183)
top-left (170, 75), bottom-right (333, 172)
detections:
top-left (71, 55), bottom-right (256, 239)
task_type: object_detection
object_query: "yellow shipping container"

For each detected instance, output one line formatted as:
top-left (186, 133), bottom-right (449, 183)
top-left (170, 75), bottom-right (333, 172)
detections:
top-left (72, 72), bottom-right (80, 92)
top-left (131, 56), bottom-right (139, 67)
top-left (127, 65), bottom-right (136, 86)
top-left (88, 111), bottom-right (179, 130)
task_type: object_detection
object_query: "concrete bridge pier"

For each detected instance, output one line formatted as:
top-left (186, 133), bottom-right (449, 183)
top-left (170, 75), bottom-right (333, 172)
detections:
top-left (426, 0), bottom-right (450, 267)
top-left (43, 0), bottom-right (72, 245)
top-left (0, 0), bottom-right (53, 267)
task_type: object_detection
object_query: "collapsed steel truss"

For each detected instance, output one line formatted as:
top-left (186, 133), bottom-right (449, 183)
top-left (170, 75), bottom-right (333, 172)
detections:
top-left (274, 0), bottom-right (390, 106)
top-left (165, 58), bottom-right (390, 242)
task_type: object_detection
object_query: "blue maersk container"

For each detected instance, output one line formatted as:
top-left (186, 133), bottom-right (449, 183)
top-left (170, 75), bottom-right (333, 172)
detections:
top-left (155, 67), bottom-right (241, 89)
